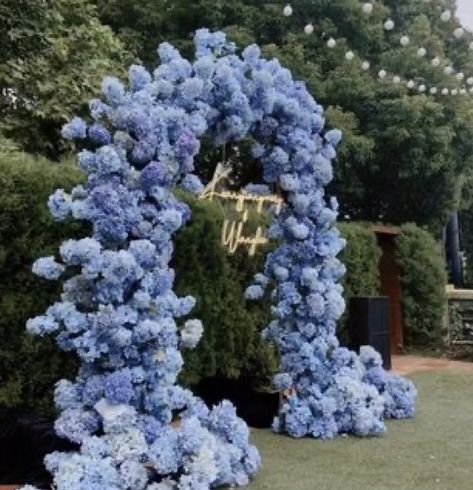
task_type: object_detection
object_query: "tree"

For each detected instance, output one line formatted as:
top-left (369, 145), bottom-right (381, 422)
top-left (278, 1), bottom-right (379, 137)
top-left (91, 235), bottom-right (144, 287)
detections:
top-left (94, 0), bottom-right (473, 233)
top-left (0, 0), bottom-right (129, 157)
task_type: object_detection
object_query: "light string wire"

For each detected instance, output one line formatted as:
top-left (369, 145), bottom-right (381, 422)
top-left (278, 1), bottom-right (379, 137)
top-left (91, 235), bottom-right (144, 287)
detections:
top-left (281, 1), bottom-right (473, 97)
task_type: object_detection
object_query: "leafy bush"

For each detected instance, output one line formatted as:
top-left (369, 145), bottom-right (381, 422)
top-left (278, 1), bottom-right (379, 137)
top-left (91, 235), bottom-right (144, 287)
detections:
top-left (337, 222), bottom-right (382, 344)
top-left (0, 152), bottom-right (85, 416)
top-left (0, 161), bottom-right (276, 418)
top-left (174, 193), bottom-right (276, 387)
top-left (395, 224), bottom-right (447, 348)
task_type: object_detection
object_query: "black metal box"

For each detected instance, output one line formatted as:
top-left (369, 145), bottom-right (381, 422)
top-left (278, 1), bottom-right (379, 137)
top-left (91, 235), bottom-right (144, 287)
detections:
top-left (349, 296), bottom-right (391, 370)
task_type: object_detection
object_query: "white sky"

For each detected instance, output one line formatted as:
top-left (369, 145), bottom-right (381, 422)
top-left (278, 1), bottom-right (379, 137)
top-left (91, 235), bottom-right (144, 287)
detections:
top-left (457, 0), bottom-right (473, 30)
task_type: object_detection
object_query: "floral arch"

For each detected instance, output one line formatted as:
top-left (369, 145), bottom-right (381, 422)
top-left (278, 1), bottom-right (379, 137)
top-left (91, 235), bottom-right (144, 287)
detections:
top-left (26, 29), bottom-right (416, 490)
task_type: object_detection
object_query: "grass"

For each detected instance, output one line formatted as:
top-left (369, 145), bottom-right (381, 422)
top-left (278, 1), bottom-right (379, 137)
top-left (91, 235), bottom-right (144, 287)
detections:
top-left (248, 370), bottom-right (473, 490)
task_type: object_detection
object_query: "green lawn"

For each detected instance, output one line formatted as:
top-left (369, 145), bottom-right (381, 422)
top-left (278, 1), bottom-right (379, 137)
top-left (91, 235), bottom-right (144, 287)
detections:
top-left (248, 370), bottom-right (473, 490)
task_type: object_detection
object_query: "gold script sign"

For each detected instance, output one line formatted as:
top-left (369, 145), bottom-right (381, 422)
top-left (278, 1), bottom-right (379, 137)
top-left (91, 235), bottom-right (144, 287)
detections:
top-left (199, 164), bottom-right (283, 256)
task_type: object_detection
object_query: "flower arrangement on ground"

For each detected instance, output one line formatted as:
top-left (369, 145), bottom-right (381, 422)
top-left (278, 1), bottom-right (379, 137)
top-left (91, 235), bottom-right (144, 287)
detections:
top-left (23, 28), bottom-right (415, 489)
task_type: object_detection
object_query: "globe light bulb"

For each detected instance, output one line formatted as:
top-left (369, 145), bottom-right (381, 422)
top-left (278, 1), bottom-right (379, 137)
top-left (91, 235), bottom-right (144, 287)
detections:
top-left (327, 38), bottom-right (337, 48)
top-left (418, 84), bottom-right (426, 93)
top-left (283, 4), bottom-right (293, 16)
top-left (456, 72), bottom-right (464, 81)
top-left (407, 80), bottom-right (415, 89)
top-left (430, 87), bottom-right (438, 95)
top-left (431, 57), bottom-right (441, 67)
top-left (384, 19), bottom-right (395, 31)
top-left (345, 51), bottom-right (355, 61)
top-left (440, 10), bottom-right (452, 22)
top-left (304, 24), bottom-right (314, 35)
top-left (361, 60), bottom-right (370, 71)
top-left (451, 89), bottom-right (458, 95)
top-left (417, 47), bottom-right (427, 57)
top-left (444, 66), bottom-right (453, 75)
top-left (442, 88), bottom-right (449, 95)
top-left (362, 2), bottom-right (373, 15)
top-left (393, 75), bottom-right (401, 84)
top-left (467, 77), bottom-right (473, 85)
top-left (378, 69), bottom-right (387, 79)
top-left (400, 35), bottom-right (410, 47)
top-left (454, 27), bottom-right (464, 39)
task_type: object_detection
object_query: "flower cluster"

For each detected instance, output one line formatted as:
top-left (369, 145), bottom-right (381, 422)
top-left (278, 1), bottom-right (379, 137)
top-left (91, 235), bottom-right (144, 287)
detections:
top-left (23, 30), bottom-right (271, 490)
top-left (24, 27), bottom-right (416, 489)
top-left (238, 39), bottom-right (418, 437)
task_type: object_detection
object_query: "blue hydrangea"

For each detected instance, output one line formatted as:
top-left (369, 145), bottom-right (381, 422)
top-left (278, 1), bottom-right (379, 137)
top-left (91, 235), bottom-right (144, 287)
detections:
top-left (244, 285), bottom-right (264, 300)
top-left (27, 29), bottom-right (416, 490)
top-left (62, 116), bottom-right (87, 140)
top-left (88, 123), bottom-right (112, 145)
top-left (48, 189), bottom-right (72, 221)
top-left (181, 174), bottom-right (204, 194)
top-left (181, 319), bottom-right (204, 349)
top-left (32, 256), bottom-right (65, 280)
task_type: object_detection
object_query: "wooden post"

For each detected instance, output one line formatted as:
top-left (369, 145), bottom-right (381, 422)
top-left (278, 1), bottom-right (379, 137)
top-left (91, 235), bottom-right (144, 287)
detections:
top-left (372, 226), bottom-right (404, 355)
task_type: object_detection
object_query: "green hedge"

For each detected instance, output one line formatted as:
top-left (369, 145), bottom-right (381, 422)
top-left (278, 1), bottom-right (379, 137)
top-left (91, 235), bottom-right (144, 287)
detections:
top-left (173, 193), bottom-right (276, 386)
top-left (0, 153), bottom-right (447, 418)
top-left (395, 224), bottom-right (447, 348)
top-left (0, 152), bottom-right (84, 416)
top-left (0, 155), bottom-right (276, 417)
top-left (337, 223), bottom-right (382, 344)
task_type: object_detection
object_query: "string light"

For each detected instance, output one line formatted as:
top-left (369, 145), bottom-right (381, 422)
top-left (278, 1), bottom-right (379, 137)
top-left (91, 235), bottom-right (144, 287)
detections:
top-left (283, 4), bottom-right (293, 17)
top-left (327, 38), bottom-right (337, 48)
top-left (362, 2), bottom-right (373, 15)
top-left (304, 24), bottom-right (314, 35)
top-left (287, 1), bottom-right (473, 98)
top-left (440, 10), bottom-right (452, 22)
top-left (384, 19), bottom-right (395, 31)
top-left (400, 35), bottom-right (410, 46)
top-left (417, 47), bottom-right (427, 57)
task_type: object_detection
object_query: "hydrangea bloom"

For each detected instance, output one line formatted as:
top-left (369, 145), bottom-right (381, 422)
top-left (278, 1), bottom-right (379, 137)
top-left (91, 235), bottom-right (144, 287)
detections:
top-left (23, 30), bottom-right (267, 490)
top-left (24, 28), bottom-right (416, 490)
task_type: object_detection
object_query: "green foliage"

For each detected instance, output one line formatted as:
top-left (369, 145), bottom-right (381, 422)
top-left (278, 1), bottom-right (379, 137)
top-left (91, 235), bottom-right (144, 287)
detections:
top-left (0, 0), bottom-right (130, 157)
top-left (0, 163), bottom-right (276, 416)
top-left (94, 0), bottom-right (473, 233)
top-left (173, 193), bottom-right (276, 386)
top-left (0, 151), bottom-right (85, 416)
top-left (337, 223), bottom-right (382, 344)
top-left (395, 224), bottom-right (447, 347)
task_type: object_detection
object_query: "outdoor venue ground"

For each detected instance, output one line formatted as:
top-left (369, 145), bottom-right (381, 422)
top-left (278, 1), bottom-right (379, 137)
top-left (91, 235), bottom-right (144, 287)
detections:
top-left (248, 361), bottom-right (473, 490)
